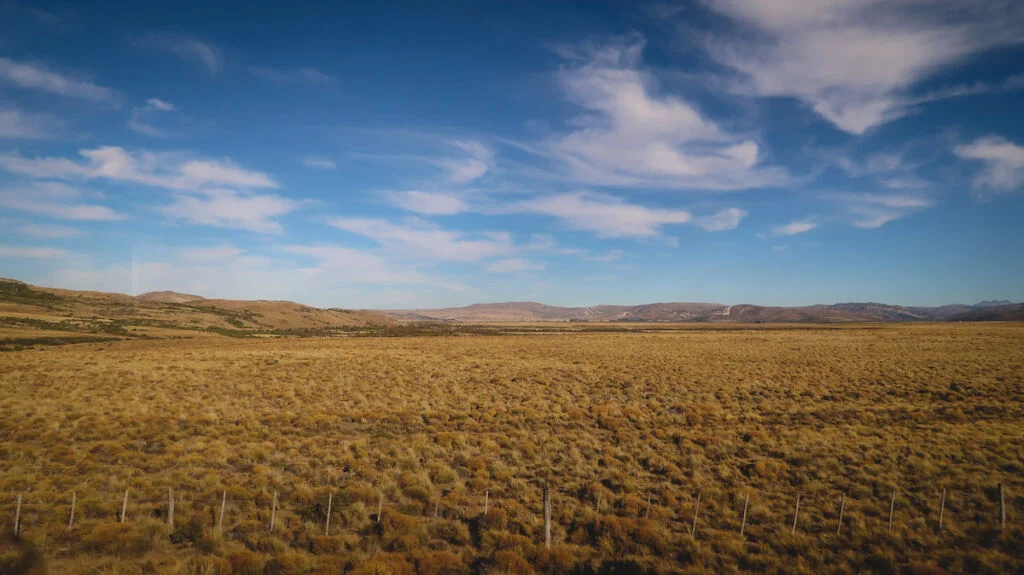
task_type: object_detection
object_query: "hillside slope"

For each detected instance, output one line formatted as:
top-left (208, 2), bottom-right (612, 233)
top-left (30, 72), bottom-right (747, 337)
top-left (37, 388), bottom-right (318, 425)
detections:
top-left (0, 279), bottom-right (392, 348)
top-left (384, 300), bottom-right (1023, 323)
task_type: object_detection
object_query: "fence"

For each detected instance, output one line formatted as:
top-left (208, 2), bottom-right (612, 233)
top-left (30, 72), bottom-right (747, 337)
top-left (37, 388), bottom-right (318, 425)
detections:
top-left (5, 481), bottom-right (1013, 544)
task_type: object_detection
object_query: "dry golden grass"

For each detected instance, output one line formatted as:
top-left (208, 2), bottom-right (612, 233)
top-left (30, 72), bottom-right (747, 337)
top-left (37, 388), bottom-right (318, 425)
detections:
top-left (1, 323), bottom-right (1022, 574)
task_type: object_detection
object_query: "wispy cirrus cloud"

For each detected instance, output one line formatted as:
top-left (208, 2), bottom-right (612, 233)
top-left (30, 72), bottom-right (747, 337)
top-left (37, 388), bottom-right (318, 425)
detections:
top-left (0, 181), bottom-right (123, 221)
top-left (0, 146), bottom-right (298, 232)
top-left (139, 33), bottom-right (224, 74)
top-left (693, 207), bottom-right (747, 231)
top-left (954, 135), bottom-right (1024, 194)
top-left (299, 157), bottom-right (337, 170)
top-left (771, 219), bottom-right (818, 237)
top-left (701, 0), bottom-right (1024, 134)
top-left (831, 192), bottom-right (934, 229)
top-left (512, 191), bottom-right (746, 238)
top-left (438, 140), bottom-right (493, 184)
top-left (0, 57), bottom-right (119, 103)
top-left (0, 245), bottom-right (70, 259)
top-left (328, 217), bottom-right (515, 262)
top-left (486, 258), bottom-right (544, 273)
top-left (0, 146), bottom-right (277, 190)
top-left (17, 223), bottom-right (82, 239)
top-left (128, 98), bottom-right (179, 137)
top-left (281, 245), bottom-right (430, 285)
top-left (543, 36), bottom-right (789, 190)
top-left (0, 107), bottom-right (64, 139)
top-left (387, 190), bottom-right (468, 215)
top-left (251, 66), bottom-right (338, 85)
top-left (161, 188), bottom-right (298, 234)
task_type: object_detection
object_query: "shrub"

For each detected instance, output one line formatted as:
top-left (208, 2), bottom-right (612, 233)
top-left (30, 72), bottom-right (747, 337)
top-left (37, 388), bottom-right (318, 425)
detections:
top-left (415, 550), bottom-right (468, 575)
top-left (225, 549), bottom-right (265, 575)
top-left (490, 550), bottom-right (535, 575)
top-left (350, 552), bottom-right (415, 575)
top-left (81, 523), bottom-right (152, 556)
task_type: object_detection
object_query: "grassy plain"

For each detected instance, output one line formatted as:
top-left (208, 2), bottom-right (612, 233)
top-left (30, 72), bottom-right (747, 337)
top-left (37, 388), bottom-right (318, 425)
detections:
top-left (1, 323), bottom-right (1023, 574)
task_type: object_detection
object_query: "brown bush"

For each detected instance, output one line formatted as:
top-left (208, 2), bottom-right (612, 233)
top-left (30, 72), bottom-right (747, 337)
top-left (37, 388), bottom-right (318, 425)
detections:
top-left (415, 550), bottom-right (468, 575)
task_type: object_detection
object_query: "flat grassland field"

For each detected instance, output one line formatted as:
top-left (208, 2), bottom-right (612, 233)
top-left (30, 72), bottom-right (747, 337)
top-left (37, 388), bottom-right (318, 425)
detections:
top-left (1, 324), bottom-right (1023, 574)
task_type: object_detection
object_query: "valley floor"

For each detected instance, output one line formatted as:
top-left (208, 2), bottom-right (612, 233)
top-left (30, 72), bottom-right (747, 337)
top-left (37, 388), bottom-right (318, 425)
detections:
top-left (1, 323), bottom-right (1022, 573)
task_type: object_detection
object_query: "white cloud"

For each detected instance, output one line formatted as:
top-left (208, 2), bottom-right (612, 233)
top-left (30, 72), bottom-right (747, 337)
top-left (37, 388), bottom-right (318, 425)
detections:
top-left (0, 146), bottom-right (278, 190)
top-left (702, 0), bottom-right (1024, 134)
top-left (251, 66), bottom-right (338, 85)
top-left (0, 147), bottom-right (293, 231)
top-left (0, 245), bottom-right (69, 258)
top-left (954, 135), bottom-right (1024, 193)
top-left (0, 57), bottom-right (119, 103)
top-left (880, 176), bottom-right (930, 190)
top-left (831, 192), bottom-right (934, 228)
top-left (178, 245), bottom-right (244, 262)
top-left (516, 191), bottom-right (692, 237)
top-left (17, 223), bottom-right (82, 238)
top-left (0, 182), bottom-right (123, 221)
top-left (38, 243), bottom-right (467, 307)
top-left (486, 258), bottom-right (544, 273)
top-left (586, 250), bottom-right (624, 263)
top-left (161, 188), bottom-right (297, 234)
top-left (140, 33), bottom-right (223, 74)
top-left (282, 245), bottom-right (429, 285)
top-left (388, 190), bottom-right (467, 215)
top-left (128, 98), bottom-right (179, 137)
top-left (546, 36), bottom-right (788, 190)
top-left (694, 207), bottom-right (747, 231)
top-left (300, 157), bottom-right (337, 170)
top-left (328, 217), bottom-right (515, 262)
top-left (438, 140), bottom-right (492, 184)
top-left (145, 98), bottom-right (176, 112)
top-left (0, 108), bottom-right (63, 139)
top-left (772, 219), bottom-right (818, 236)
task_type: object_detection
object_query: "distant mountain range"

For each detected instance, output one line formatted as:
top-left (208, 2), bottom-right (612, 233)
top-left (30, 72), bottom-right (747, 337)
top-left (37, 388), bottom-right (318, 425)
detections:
top-left (383, 301), bottom-right (1024, 323)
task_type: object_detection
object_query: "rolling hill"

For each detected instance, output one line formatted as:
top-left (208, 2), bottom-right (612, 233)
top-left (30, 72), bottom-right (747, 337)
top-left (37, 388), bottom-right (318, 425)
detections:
top-left (0, 278), bottom-right (392, 348)
top-left (383, 300), bottom-right (1023, 323)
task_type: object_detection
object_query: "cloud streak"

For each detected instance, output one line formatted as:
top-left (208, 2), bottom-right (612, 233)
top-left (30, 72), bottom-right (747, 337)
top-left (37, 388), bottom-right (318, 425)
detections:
top-left (954, 135), bottom-right (1024, 194)
top-left (140, 33), bottom-right (224, 74)
top-left (515, 191), bottom-right (692, 238)
top-left (545, 36), bottom-right (788, 190)
top-left (702, 0), bottom-right (1024, 134)
top-left (0, 245), bottom-right (70, 259)
top-left (0, 58), bottom-right (118, 103)
top-left (0, 182), bottom-right (123, 221)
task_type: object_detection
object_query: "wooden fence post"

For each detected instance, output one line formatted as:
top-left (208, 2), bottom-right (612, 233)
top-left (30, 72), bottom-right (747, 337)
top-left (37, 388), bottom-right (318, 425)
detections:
top-left (120, 489), bottom-right (129, 523)
top-left (543, 484), bottom-right (552, 549)
top-left (13, 494), bottom-right (21, 536)
top-left (270, 491), bottom-right (278, 532)
top-left (791, 494), bottom-right (801, 535)
top-left (938, 487), bottom-right (946, 532)
top-left (999, 483), bottom-right (1006, 531)
top-left (691, 493), bottom-right (701, 537)
top-left (218, 491), bottom-right (227, 534)
top-left (168, 488), bottom-right (175, 530)
top-left (740, 493), bottom-right (750, 537)
top-left (68, 492), bottom-right (76, 531)
top-left (376, 491), bottom-right (383, 524)
top-left (888, 489), bottom-right (896, 533)
top-left (837, 492), bottom-right (845, 535)
top-left (325, 492), bottom-right (332, 536)
top-left (484, 490), bottom-right (489, 516)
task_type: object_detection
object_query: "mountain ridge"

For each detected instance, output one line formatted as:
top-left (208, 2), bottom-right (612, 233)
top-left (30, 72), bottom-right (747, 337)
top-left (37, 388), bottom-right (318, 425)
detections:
top-left (383, 300), bottom-right (1023, 323)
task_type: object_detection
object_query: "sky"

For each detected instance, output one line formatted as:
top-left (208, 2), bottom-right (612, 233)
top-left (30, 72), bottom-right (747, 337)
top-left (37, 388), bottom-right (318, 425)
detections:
top-left (1, 0), bottom-right (1023, 309)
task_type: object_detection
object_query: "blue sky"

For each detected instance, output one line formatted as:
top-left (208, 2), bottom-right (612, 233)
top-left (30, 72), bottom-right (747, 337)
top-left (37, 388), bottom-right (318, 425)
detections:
top-left (1, 0), bottom-right (1023, 308)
